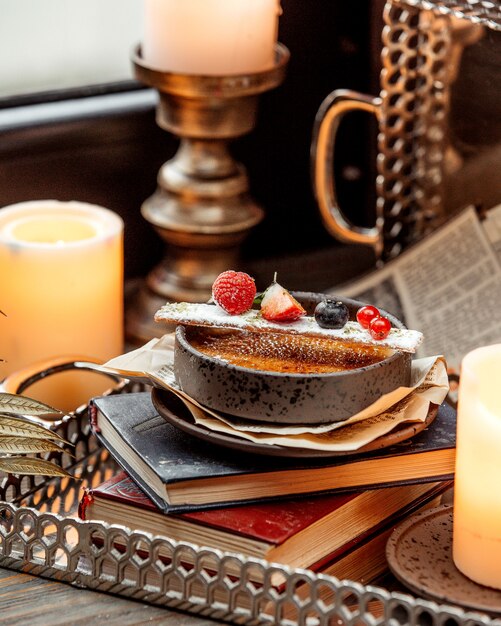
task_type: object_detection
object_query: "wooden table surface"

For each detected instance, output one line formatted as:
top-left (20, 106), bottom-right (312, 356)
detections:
top-left (0, 568), bottom-right (224, 626)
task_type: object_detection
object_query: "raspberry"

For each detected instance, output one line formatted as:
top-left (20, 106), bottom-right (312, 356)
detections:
top-left (211, 270), bottom-right (256, 315)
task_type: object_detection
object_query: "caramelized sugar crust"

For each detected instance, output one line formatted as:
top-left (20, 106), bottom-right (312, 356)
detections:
top-left (188, 328), bottom-right (394, 374)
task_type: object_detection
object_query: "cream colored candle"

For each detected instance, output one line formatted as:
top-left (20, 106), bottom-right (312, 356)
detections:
top-left (143, 0), bottom-right (281, 75)
top-left (453, 344), bottom-right (501, 588)
top-left (0, 201), bottom-right (123, 412)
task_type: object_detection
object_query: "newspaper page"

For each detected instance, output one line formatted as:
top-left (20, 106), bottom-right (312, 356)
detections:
top-left (337, 205), bottom-right (501, 374)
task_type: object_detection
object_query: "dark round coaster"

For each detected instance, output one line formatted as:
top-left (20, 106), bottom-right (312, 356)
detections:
top-left (386, 504), bottom-right (501, 615)
top-left (152, 386), bottom-right (437, 459)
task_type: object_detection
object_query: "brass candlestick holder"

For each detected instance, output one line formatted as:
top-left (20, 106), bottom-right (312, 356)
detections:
top-left (126, 44), bottom-right (289, 342)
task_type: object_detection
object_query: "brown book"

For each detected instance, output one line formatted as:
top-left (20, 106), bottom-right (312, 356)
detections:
top-left (80, 470), bottom-right (450, 578)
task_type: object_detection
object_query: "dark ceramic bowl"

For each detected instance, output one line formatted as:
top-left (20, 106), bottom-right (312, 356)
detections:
top-left (174, 292), bottom-right (412, 424)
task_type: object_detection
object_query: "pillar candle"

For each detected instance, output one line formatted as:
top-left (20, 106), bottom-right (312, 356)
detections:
top-left (0, 201), bottom-right (123, 413)
top-left (143, 0), bottom-right (281, 75)
top-left (453, 344), bottom-right (501, 588)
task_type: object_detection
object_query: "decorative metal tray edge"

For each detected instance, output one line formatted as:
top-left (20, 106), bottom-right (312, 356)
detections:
top-left (1, 497), bottom-right (500, 626)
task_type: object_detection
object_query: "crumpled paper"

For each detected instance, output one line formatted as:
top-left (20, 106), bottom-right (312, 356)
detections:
top-left (102, 334), bottom-right (449, 452)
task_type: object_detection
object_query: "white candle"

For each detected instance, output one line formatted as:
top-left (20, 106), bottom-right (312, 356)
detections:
top-left (143, 0), bottom-right (281, 75)
top-left (453, 344), bottom-right (501, 588)
top-left (0, 201), bottom-right (123, 413)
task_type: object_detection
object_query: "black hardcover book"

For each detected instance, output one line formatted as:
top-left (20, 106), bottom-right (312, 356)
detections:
top-left (90, 392), bottom-right (455, 513)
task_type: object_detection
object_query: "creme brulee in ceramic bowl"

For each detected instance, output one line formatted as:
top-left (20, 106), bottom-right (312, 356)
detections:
top-left (173, 292), bottom-right (412, 424)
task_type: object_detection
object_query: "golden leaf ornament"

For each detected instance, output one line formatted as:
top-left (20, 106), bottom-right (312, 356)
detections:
top-left (0, 393), bottom-right (63, 418)
top-left (0, 456), bottom-right (72, 477)
top-left (0, 415), bottom-right (66, 442)
top-left (0, 436), bottom-right (67, 455)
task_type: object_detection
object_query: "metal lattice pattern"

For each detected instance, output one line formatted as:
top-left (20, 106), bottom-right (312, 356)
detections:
top-left (378, 3), bottom-right (452, 259)
top-left (1, 496), bottom-right (500, 626)
top-left (397, 0), bottom-right (501, 31)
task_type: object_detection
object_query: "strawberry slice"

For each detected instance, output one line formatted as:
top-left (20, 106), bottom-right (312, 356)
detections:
top-left (260, 280), bottom-right (306, 322)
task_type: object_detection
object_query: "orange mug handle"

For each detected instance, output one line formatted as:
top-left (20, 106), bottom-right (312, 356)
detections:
top-left (311, 88), bottom-right (382, 257)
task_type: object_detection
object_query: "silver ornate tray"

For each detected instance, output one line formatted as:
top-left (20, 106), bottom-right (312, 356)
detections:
top-left (0, 358), bottom-right (499, 626)
top-left (1, 394), bottom-right (499, 626)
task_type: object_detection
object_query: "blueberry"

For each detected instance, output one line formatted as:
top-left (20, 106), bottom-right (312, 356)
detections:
top-left (314, 300), bottom-right (349, 329)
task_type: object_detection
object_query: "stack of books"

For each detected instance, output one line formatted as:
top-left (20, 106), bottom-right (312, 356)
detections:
top-left (81, 391), bottom-right (456, 585)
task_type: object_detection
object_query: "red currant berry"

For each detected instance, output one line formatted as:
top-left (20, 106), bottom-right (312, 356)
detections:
top-left (356, 305), bottom-right (380, 329)
top-left (369, 316), bottom-right (392, 340)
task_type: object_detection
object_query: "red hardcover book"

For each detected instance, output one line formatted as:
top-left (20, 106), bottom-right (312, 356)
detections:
top-left (80, 471), bottom-right (449, 576)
